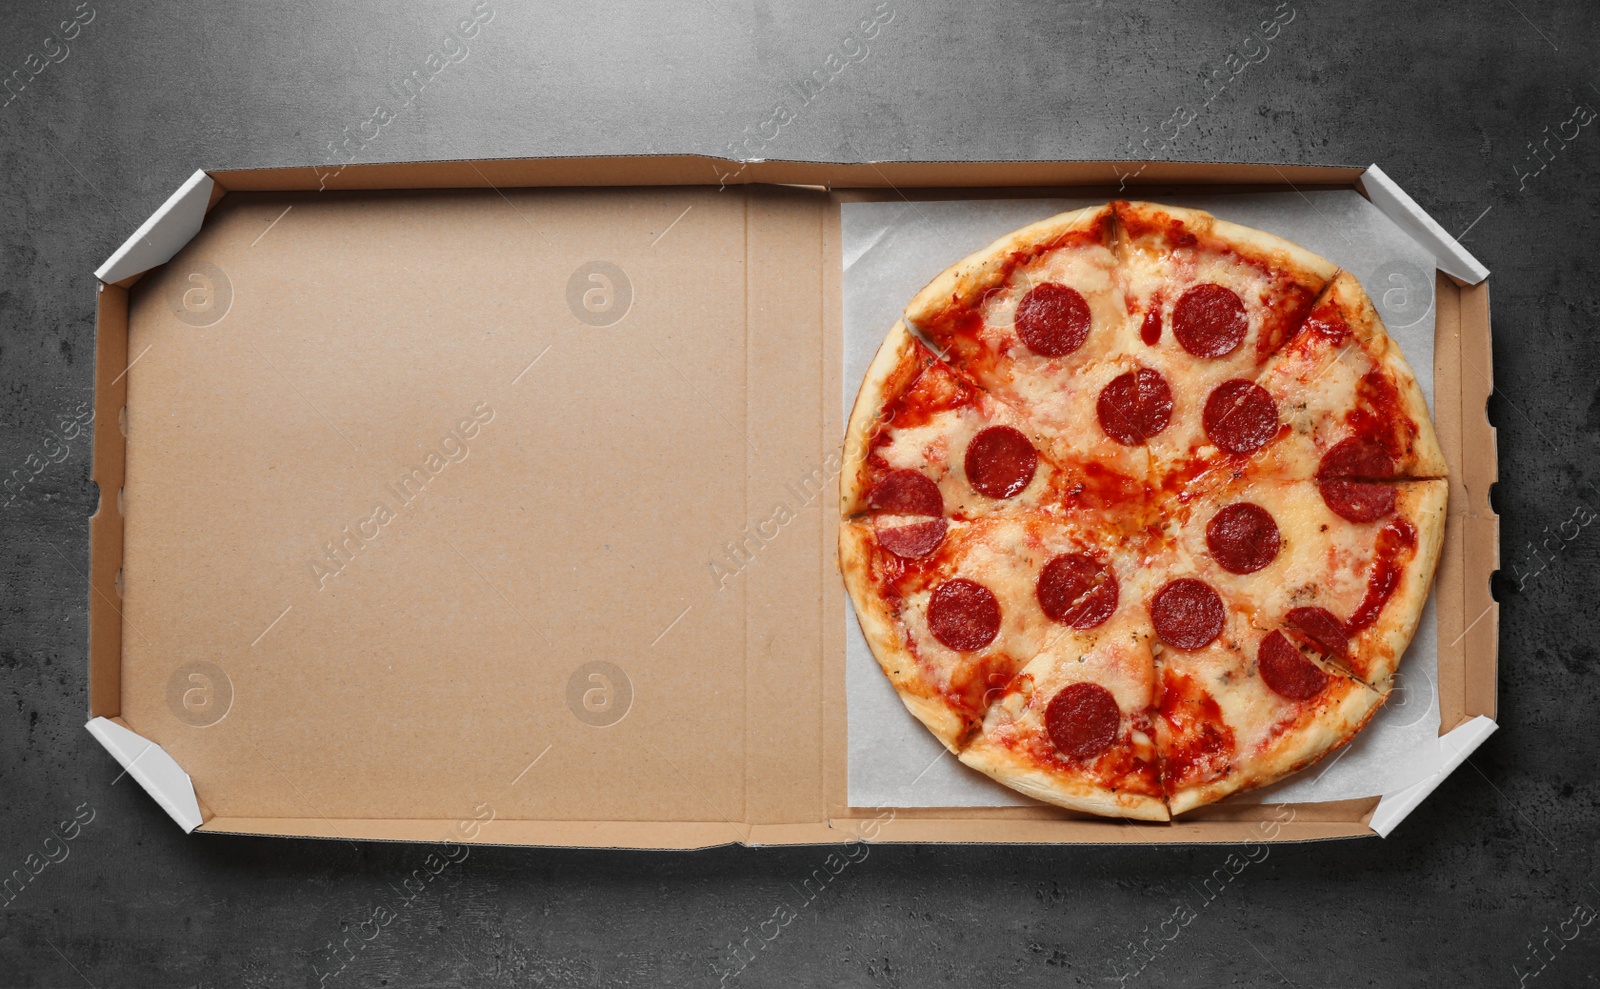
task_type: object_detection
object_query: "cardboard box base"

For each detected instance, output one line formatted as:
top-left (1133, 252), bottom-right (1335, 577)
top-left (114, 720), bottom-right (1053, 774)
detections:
top-left (87, 157), bottom-right (1498, 847)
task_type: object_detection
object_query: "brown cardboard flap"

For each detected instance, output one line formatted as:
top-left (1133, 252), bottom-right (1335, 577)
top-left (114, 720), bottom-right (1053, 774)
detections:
top-left (113, 183), bottom-right (845, 830)
top-left (830, 818), bottom-right (1371, 845)
top-left (1431, 277), bottom-right (1499, 729)
top-left (88, 284), bottom-right (129, 720)
top-left (213, 157), bottom-right (1365, 194)
top-left (92, 158), bottom-right (1497, 847)
top-left (199, 818), bottom-right (769, 849)
top-left (1456, 283), bottom-right (1499, 723)
top-left (198, 811), bottom-right (1372, 847)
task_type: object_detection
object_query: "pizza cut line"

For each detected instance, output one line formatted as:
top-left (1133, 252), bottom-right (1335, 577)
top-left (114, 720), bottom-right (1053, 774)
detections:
top-left (839, 200), bottom-right (1447, 821)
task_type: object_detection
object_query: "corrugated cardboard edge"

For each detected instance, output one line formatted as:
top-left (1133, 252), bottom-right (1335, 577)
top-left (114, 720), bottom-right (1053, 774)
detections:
top-left (1358, 164), bottom-right (1490, 285)
top-left (86, 157), bottom-right (1498, 847)
top-left (94, 170), bottom-right (215, 286)
top-left (86, 717), bottom-right (203, 832)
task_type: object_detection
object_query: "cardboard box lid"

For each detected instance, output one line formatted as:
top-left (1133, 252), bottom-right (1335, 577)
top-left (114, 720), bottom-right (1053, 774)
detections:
top-left (86, 158), bottom-right (1498, 846)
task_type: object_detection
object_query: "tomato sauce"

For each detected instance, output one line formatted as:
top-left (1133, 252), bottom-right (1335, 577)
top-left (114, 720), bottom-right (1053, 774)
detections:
top-left (1059, 460), bottom-right (1147, 515)
top-left (1253, 286), bottom-right (1319, 364)
top-left (1303, 300), bottom-right (1349, 342)
top-left (1157, 672), bottom-right (1235, 791)
top-left (1141, 306), bottom-right (1163, 345)
top-left (1344, 367), bottom-right (1414, 459)
top-left (1346, 518), bottom-right (1418, 634)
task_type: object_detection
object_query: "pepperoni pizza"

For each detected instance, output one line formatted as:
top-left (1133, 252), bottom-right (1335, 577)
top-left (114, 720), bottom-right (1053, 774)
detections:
top-left (840, 201), bottom-right (1446, 821)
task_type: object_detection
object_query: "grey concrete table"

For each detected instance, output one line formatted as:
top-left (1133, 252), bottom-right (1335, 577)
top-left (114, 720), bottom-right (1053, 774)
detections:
top-left (2, 0), bottom-right (1596, 985)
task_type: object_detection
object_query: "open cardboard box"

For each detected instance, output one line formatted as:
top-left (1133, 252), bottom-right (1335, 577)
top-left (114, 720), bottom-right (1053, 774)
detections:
top-left (85, 158), bottom-right (1499, 847)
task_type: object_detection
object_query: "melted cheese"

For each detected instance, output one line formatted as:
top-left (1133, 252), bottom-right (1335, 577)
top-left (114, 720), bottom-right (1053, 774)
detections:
top-left (895, 517), bottom-right (1116, 698)
top-left (876, 404), bottom-right (1058, 518)
top-left (853, 206), bottom-right (1431, 815)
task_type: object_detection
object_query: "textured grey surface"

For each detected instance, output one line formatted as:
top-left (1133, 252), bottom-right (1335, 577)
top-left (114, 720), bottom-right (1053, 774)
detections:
top-left (2, 0), bottom-right (1598, 986)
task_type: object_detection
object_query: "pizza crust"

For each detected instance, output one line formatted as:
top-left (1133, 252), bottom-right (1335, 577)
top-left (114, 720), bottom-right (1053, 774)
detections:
top-left (1370, 331), bottom-right (1447, 477)
top-left (903, 205), bottom-right (1115, 329)
top-left (1318, 271), bottom-right (1447, 478)
top-left (1166, 676), bottom-right (1387, 816)
top-left (840, 323), bottom-right (1086, 522)
top-left (838, 521), bottom-right (968, 750)
top-left (1343, 479), bottom-right (1449, 688)
top-left (959, 738), bottom-right (1170, 821)
top-left (1115, 200), bottom-right (1341, 289)
top-left (841, 321), bottom-right (926, 517)
top-left (1156, 473), bottom-right (1447, 693)
top-left (958, 621), bottom-right (1168, 820)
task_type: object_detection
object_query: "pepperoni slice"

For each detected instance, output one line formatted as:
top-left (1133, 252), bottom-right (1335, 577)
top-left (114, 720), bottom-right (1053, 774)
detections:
top-left (965, 426), bottom-right (1037, 499)
top-left (1285, 606), bottom-right (1349, 658)
top-left (1205, 503), bottom-right (1281, 574)
top-left (874, 518), bottom-right (947, 559)
top-left (1097, 368), bottom-right (1173, 445)
top-left (867, 469), bottom-right (943, 517)
top-left (1317, 478), bottom-right (1396, 523)
top-left (1045, 682), bottom-right (1122, 761)
top-left (1037, 554), bottom-right (1119, 629)
top-left (1316, 437), bottom-right (1397, 522)
top-left (1172, 284), bottom-right (1248, 358)
top-left (1014, 283), bottom-right (1091, 357)
top-left (1257, 630), bottom-right (1330, 701)
top-left (1318, 437), bottom-right (1396, 480)
top-left (1203, 380), bottom-right (1278, 454)
top-left (1151, 579), bottom-right (1225, 650)
top-left (927, 578), bottom-right (1001, 652)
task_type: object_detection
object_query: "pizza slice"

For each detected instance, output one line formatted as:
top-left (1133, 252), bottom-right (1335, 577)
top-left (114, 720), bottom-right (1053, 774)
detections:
top-left (899, 205), bottom-right (1151, 481)
top-left (1110, 200), bottom-right (1340, 477)
top-left (1159, 474), bottom-right (1448, 689)
top-left (1129, 550), bottom-right (1390, 815)
top-left (1112, 200), bottom-right (1338, 371)
top-left (902, 203), bottom-right (1125, 384)
top-left (1153, 623), bottom-right (1386, 816)
top-left (839, 514), bottom-right (1135, 751)
top-left (841, 322), bottom-right (1147, 532)
top-left (957, 581), bottom-right (1166, 821)
top-left (1234, 270), bottom-right (1446, 482)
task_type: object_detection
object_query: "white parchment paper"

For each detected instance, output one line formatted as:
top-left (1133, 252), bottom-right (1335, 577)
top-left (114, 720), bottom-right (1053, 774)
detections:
top-left (842, 191), bottom-right (1443, 809)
